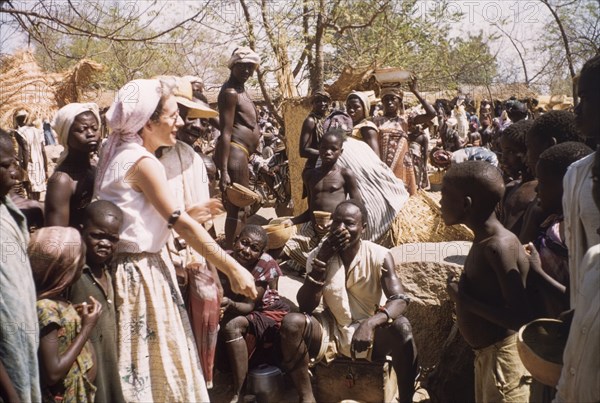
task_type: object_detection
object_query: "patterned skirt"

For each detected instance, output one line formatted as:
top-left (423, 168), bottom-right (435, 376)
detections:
top-left (113, 252), bottom-right (209, 402)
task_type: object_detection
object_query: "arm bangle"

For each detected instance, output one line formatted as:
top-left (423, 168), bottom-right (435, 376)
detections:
top-left (312, 258), bottom-right (327, 268)
top-left (305, 275), bottom-right (325, 287)
top-left (168, 209), bottom-right (182, 229)
top-left (387, 293), bottom-right (411, 305)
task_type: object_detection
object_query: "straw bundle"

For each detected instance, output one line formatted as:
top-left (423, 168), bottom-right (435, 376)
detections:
top-left (0, 50), bottom-right (105, 129)
top-left (281, 98), bottom-right (312, 215)
top-left (0, 50), bottom-right (62, 128)
top-left (54, 59), bottom-right (104, 107)
top-left (389, 190), bottom-right (473, 245)
top-left (324, 65), bottom-right (377, 101)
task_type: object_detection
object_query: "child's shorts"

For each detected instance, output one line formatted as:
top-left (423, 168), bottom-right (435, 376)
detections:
top-left (474, 333), bottom-right (532, 402)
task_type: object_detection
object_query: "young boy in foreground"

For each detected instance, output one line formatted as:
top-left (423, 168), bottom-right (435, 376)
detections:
top-left (68, 200), bottom-right (125, 403)
top-left (442, 161), bottom-right (533, 402)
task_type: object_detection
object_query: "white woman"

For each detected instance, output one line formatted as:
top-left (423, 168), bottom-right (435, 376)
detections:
top-left (94, 78), bottom-right (257, 402)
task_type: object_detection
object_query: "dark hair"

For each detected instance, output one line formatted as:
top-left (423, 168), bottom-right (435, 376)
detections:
top-left (239, 224), bottom-right (268, 249)
top-left (444, 161), bottom-right (505, 214)
top-left (336, 199), bottom-right (368, 226)
top-left (527, 110), bottom-right (581, 144)
top-left (322, 128), bottom-right (347, 144)
top-left (0, 128), bottom-right (12, 148)
top-left (580, 55), bottom-right (600, 91)
top-left (537, 141), bottom-right (593, 177)
top-left (83, 200), bottom-right (124, 226)
top-left (502, 120), bottom-right (534, 151)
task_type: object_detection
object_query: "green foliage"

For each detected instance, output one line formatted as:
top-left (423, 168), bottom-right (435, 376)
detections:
top-left (325, 0), bottom-right (497, 90)
top-left (26, 1), bottom-right (221, 89)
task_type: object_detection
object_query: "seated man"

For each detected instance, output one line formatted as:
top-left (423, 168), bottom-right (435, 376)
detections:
top-left (279, 200), bottom-right (417, 403)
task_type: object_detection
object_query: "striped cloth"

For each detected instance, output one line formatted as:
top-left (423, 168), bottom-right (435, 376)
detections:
top-left (337, 137), bottom-right (408, 242)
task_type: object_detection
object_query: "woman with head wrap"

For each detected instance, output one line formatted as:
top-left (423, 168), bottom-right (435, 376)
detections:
top-left (94, 78), bottom-right (257, 401)
top-left (30, 226), bottom-right (101, 403)
top-left (46, 103), bottom-right (101, 227)
top-left (371, 77), bottom-right (436, 195)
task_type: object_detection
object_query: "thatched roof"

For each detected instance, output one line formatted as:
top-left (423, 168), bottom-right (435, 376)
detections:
top-left (0, 49), bottom-right (104, 129)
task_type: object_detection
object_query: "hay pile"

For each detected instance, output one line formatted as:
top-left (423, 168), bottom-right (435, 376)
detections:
top-left (390, 190), bottom-right (473, 245)
top-left (0, 49), bottom-right (105, 129)
top-left (325, 65), bottom-right (377, 100)
top-left (281, 97), bottom-right (312, 215)
top-left (0, 50), bottom-right (62, 128)
top-left (54, 59), bottom-right (104, 107)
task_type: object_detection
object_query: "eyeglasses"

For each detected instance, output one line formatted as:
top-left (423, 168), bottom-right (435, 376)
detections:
top-left (162, 110), bottom-right (180, 123)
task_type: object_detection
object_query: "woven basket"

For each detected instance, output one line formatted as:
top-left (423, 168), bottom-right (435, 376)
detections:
top-left (225, 183), bottom-right (260, 208)
top-left (517, 319), bottom-right (566, 387)
top-left (262, 223), bottom-right (295, 250)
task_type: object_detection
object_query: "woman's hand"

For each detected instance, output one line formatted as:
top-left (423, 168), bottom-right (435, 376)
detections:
top-left (186, 199), bottom-right (224, 224)
top-left (227, 264), bottom-right (258, 299)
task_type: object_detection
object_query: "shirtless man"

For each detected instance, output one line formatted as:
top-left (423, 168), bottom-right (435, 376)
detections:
top-left (299, 90), bottom-right (331, 170)
top-left (216, 47), bottom-right (261, 248)
top-left (443, 161), bottom-right (532, 402)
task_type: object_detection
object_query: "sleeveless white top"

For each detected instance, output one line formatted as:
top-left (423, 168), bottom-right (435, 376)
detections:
top-left (97, 142), bottom-right (170, 253)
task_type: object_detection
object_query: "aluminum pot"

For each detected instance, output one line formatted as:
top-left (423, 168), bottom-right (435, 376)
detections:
top-left (246, 364), bottom-right (284, 403)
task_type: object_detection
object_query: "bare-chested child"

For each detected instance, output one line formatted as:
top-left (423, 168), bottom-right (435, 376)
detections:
top-left (216, 47), bottom-right (261, 248)
top-left (281, 129), bottom-right (360, 272)
top-left (443, 161), bottom-right (533, 402)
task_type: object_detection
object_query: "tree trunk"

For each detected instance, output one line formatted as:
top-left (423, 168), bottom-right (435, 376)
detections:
top-left (310, 0), bottom-right (325, 93)
top-left (541, 0), bottom-right (578, 105)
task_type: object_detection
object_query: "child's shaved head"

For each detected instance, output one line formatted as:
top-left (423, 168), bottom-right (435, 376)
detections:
top-left (83, 200), bottom-right (123, 226)
top-left (444, 161), bottom-right (505, 215)
top-left (323, 128), bottom-right (347, 144)
top-left (239, 224), bottom-right (268, 249)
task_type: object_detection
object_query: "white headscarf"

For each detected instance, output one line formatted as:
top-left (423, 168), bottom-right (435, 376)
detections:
top-left (347, 91), bottom-right (371, 118)
top-left (94, 79), bottom-right (163, 195)
top-left (227, 46), bottom-right (260, 69)
top-left (52, 102), bottom-right (100, 165)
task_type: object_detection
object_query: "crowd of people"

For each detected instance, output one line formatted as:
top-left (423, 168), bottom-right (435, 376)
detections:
top-left (0, 46), bottom-right (598, 403)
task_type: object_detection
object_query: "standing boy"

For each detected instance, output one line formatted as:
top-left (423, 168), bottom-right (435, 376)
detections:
top-left (68, 200), bottom-right (125, 403)
top-left (442, 161), bottom-right (533, 402)
top-left (216, 46), bottom-right (261, 248)
top-left (282, 129), bottom-right (360, 271)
